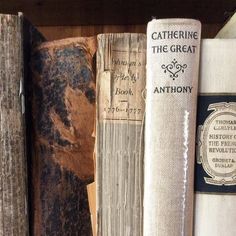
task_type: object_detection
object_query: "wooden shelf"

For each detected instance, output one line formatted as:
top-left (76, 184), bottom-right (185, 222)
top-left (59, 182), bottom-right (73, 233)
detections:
top-left (0, 0), bottom-right (235, 26)
top-left (38, 24), bottom-right (222, 40)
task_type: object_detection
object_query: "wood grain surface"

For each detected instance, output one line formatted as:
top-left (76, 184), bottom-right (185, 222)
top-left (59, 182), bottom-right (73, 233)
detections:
top-left (0, 0), bottom-right (234, 26)
top-left (37, 24), bottom-right (222, 40)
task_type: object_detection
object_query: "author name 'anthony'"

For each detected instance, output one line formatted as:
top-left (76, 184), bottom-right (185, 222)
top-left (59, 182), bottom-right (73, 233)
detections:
top-left (153, 86), bottom-right (193, 94)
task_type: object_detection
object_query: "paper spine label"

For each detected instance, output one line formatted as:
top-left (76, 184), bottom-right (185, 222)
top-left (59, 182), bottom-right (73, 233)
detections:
top-left (196, 95), bottom-right (236, 193)
top-left (97, 33), bottom-right (146, 123)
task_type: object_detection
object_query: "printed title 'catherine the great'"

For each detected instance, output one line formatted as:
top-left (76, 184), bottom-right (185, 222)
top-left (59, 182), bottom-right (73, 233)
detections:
top-left (151, 31), bottom-right (198, 40)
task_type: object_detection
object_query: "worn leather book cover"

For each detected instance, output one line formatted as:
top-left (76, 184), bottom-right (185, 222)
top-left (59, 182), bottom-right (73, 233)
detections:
top-left (144, 19), bottom-right (201, 236)
top-left (87, 182), bottom-right (96, 236)
top-left (194, 39), bottom-right (236, 236)
top-left (22, 16), bottom-right (46, 236)
top-left (31, 37), bottom-right (96, 235)
top-left (0, 13), bottom-right (28, 236)
top-left (96, 33), bottom-right (146, 236)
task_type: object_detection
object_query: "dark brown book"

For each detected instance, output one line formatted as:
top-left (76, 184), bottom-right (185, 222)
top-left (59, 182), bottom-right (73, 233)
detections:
top-left (0, 12), bottom-right (28, 236)
top-left (30, 37), bottom-right (96, 235)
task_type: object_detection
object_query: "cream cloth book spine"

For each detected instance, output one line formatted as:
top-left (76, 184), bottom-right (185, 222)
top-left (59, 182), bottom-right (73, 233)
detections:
top-left (194, 39), bottom-right (236, 236)
top-left (144, 19), bottom-right (201, 236)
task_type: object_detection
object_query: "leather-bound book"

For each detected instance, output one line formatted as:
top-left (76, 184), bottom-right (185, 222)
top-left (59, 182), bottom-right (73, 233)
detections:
top-left (31, 37), bottom-right (96, 235)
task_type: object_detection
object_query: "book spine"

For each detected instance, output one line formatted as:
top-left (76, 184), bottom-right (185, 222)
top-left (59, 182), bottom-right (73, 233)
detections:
top-left (215, 13), bottom-right (236, 38)
top-left (21, 16), bottom-right (46, 235)
top-left (96, 33), bottom-right (146, 236)
top-left (87, 182), bottom-right (96, 236)
top-left (144, 19), bottom-right (201, 236)
top-left (0, 13), bottom-right (28, 235)
top-left (30, 37), bottom-right (96, 235)
top-left (194, 39), bottom-right (236, 236)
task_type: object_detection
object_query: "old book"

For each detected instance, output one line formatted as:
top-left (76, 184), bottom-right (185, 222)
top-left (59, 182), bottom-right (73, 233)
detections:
top-left (87, 182), bottom-right (96, 236)
top-left (144, 19), bottom-right (201, 236)
top-left (0, 13), bottom-right (28, 235)
top-left (22, 17), bottom-right (46, 235)
top-left (216, 13), bottom-right (236, 38)
top-left (31, 37), bottom-right (96, 235)
top-left (96, 33), bottom-right (146, 236)
top-left (194, 39), bottom-right (236, 236)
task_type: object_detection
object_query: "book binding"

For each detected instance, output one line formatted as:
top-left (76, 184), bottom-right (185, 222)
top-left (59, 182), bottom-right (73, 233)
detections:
top-left (144, 19), bottom-right (201, 236)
